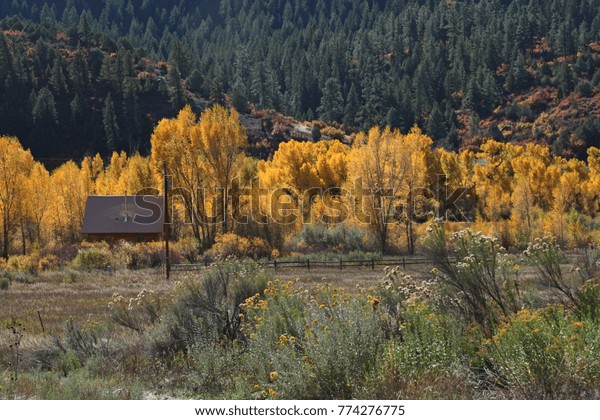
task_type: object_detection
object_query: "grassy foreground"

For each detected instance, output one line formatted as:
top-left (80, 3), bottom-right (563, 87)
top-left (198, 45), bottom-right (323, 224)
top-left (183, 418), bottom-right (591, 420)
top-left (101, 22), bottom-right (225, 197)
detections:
top-left (0, 230), bottom-right (599, 400)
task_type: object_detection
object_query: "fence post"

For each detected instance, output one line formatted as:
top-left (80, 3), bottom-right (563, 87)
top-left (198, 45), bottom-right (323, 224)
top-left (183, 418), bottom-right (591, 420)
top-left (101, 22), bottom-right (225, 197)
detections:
top-left (307, 259), bottom-right (310, 271)
top-left (371, 258), bottom-right (375, 270)
top-left (339, 259), bottom-right (343, 270)
top-left (402, 257), bottom-right (406, 270)
top-left (274, 260), bottom-right (277, 270)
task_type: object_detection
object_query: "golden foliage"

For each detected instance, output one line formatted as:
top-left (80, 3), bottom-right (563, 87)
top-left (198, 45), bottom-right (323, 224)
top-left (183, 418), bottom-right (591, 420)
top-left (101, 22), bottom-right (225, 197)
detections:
top-left (4, 116), bottom-right (600, 255)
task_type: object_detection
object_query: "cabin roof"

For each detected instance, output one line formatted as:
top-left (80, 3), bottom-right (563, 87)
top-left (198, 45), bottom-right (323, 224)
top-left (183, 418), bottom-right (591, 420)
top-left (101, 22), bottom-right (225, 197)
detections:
top-left (82, 196), bottom-right (165, 235)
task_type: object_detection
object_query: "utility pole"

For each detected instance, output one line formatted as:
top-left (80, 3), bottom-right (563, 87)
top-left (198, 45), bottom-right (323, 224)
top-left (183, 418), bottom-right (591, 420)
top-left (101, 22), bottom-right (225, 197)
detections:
top-left (163, 162), bottom-right (171, 280)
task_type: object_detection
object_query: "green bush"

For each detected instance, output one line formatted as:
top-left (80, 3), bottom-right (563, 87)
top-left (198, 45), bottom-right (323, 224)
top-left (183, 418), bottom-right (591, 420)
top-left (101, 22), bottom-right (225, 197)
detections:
top-left (289, 223), bottom-right (375, 253)
top-left (150, 260), bottom-right (270, 356)
top-left (59, 320), bottom-right (114, 361)
top-left (0, 270), bottom-right (35, 284)
top-left (71, 247), bottom-right (113, 270)
top-left (483, 307), bottom-right (600, 399)
top-left (424, 224), bottom-right (522, 335)
top-left (243, 281), bottom-right (384, 399)
top-left (385, 305), bottom-right (462, 379)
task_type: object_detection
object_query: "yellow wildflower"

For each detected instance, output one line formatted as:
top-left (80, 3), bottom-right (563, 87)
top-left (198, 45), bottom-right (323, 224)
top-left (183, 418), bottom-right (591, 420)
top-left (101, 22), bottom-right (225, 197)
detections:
top-left (269, 389), bottom-right (277, 397)
top-left (269, 371), bottom-right (279, 381)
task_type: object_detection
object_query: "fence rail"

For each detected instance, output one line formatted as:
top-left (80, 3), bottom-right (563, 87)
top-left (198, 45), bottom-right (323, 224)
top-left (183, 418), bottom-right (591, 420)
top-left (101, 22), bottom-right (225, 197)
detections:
top-left (172, 256), bottom-right (452, 272)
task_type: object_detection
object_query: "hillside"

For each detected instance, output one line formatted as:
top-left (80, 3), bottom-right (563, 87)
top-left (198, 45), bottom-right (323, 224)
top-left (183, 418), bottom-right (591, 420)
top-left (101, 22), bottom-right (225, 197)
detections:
top-left (0, 0), bottom-right (599, 161)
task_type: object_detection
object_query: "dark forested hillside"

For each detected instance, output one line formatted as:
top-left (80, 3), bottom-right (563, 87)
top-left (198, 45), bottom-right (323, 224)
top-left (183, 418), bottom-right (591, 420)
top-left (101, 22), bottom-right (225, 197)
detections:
top-left (0, 0), bottom-right (599, 161)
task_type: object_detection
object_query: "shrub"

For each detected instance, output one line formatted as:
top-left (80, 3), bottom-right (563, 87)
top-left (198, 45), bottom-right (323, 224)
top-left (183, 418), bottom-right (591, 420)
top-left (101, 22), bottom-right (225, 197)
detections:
top-left (380, 305), bottom-right (465, 389)
top-left (54, 350), bottom-right (81, 377)
top-left (150, 260), bottom-right (270, 356)
top-left (40, 243), bottom-right (78, 266)
top-left (118, 241), bottom-right (164, 269)
top-left (208, 233), bottom-right (270, 260)
top-left (289, 223), bottom-right (375, 253)
top-left (7, 255), bottom-right (38, 274)
top-left (175, 237), bottom-right (201, 263)
top-left (0, 270), bottom-right (35, 284)
top-left (37, 255), bottom-right (61, 272)
top-left (524, 236), bottom-right (589, 311)
top-left (243, 281), bottom-right (385, 399)
top-left (71, 247), bottom-right (113, 270)
top-left (109, 289), bottom-right (161, 332)
top-left (483, 307), bottom-right (600, 398)
top-left (58, 320), bottom-right (114, 362)
top-left (424, 223), bottom-right (523, 335)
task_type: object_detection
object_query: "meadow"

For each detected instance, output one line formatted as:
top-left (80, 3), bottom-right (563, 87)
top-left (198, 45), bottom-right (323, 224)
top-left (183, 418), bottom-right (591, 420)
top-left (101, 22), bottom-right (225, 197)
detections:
top-left (0, 226), bottom-right (599, 400)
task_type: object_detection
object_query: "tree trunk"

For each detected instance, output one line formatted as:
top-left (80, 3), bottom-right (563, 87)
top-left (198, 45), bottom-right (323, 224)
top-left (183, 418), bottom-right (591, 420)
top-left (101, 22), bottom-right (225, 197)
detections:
top-left (21, 221), bottom-right (26, 255)
top-left (2, 218), bottom-right (8, 260)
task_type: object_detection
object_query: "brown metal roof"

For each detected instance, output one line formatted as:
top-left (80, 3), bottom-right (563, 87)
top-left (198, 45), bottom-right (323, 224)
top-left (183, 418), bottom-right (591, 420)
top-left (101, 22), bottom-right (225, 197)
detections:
top-left (82, 196), bottom-right (165, 234)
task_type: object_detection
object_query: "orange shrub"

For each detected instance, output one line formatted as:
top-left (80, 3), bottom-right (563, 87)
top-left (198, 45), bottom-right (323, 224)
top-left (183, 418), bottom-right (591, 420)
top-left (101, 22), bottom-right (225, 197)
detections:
top-left (117, 241), bottom-right (183, 269)
top-left (37, 255), bottom-right (61, 272)
top-left (208, 233), bottom-right (270, 260)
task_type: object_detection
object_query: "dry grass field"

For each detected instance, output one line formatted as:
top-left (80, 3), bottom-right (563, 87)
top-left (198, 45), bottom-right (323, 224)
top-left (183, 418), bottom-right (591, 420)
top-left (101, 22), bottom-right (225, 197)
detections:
top-left (0, 260), bottom-right (567, 337)
top-left (0, 270), bottom-right (175, 335)
top-left (0, 246), bottom-right (598, 400)
top-left (0, 265), bottom-right (385, 336)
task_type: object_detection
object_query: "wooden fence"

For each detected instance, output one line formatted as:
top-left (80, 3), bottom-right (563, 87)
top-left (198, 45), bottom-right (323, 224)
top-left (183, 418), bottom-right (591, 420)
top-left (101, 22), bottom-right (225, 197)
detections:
top-left (170, 249), bottom-right (590, 273)
top-left (172, 256), bottom-right (449, 272)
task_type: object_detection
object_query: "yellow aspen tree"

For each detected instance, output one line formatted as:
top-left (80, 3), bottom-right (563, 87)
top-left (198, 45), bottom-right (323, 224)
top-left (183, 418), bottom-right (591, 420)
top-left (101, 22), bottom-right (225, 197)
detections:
top-left (0, 136), bottom-right (34, 258)
top-left (259, 140), bottom-right (324, 193)
top-left (473, 140), bottom-right (519, 245)
top-left (258, 139), bottom-right (349, 228)
top-left (81, 156), bottom-right (97, 197)
top-left (315, 140), bottom-right (350, 191)
top-left (437, 148), bottom-right (476, 221)
top-left (400, 127), bottom-right (435, 254)
top-left (115, 154), bottom-right (159, 195)
top-left (96, 151), bottom-right (129, 195)
top-left (25, 162), bottom-right (51, 244)
top-left (582, 147), bottom-right (600, 216)
top-left (49, 161), bottom-right (87, 243)
top-left (190, 104), bottom-right (248, 234)
top-left (151, 105), bottom-right (207, 245)
top-left (151, 105), bottom-right (247, 247)
top-left (548, 158), bottom-right (586, 247)
top-left (509, 146), bottom-right (551, 245)
top-left (345, 126), bottom-right (433, 253)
